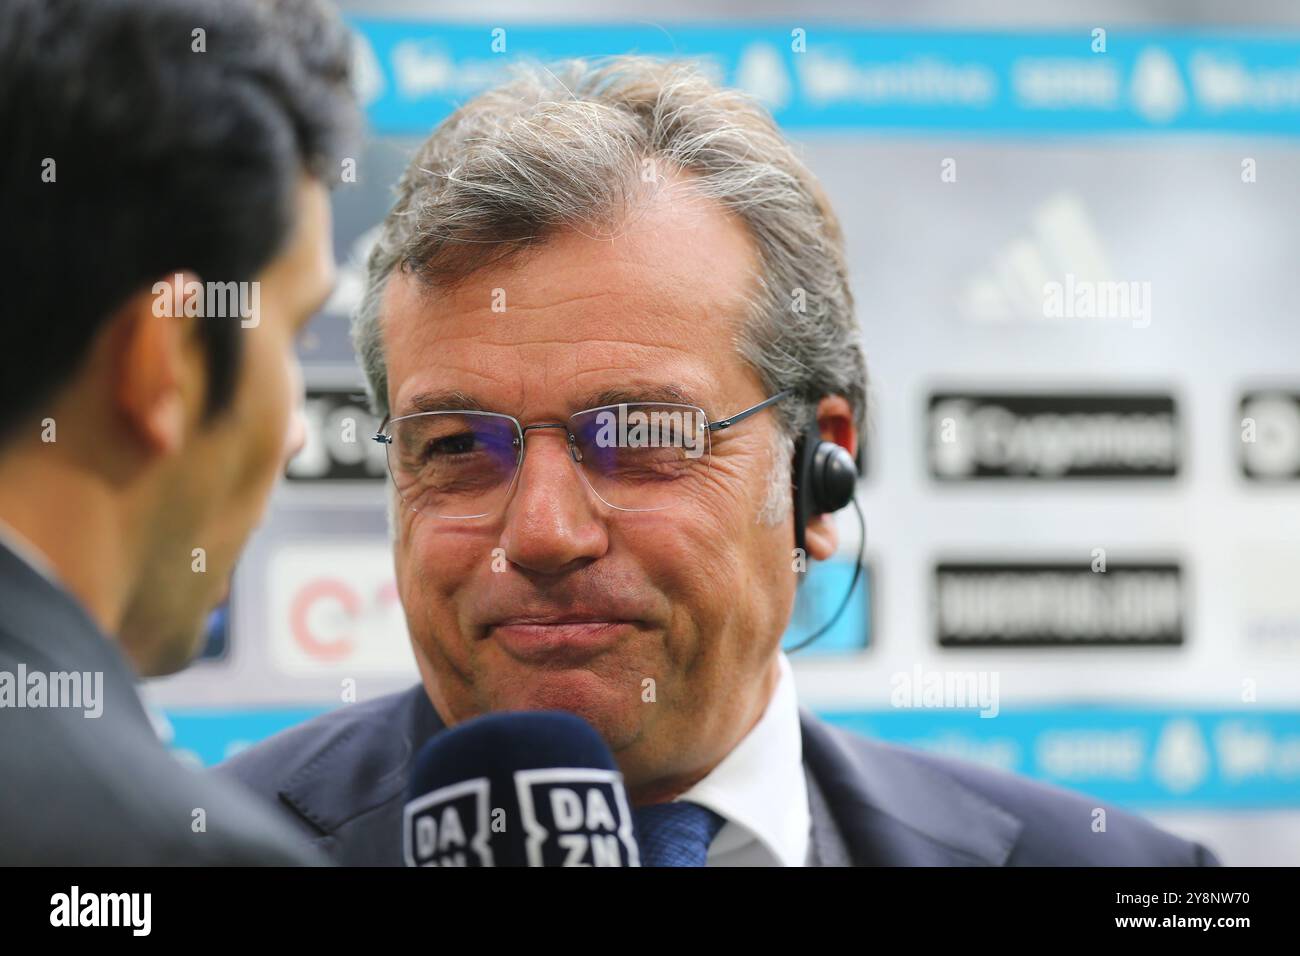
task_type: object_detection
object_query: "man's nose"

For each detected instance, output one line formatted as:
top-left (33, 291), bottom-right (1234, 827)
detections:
top-left (283, 405), bottom-right (307, 466)
top-left (281, 362), bottom-right (307, 468)
top-left (498, 430), bottom-right (609, 575)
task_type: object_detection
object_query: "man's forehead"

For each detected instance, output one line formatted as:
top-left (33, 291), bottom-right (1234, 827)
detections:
top-left (382, 181), bottom-right (759, 328)
top-left (380, 185), bottom-right (762, 416)
top-left (261, 177), bottom-right (335, 302)
top-left (386, 258), bottom-right (750, 334)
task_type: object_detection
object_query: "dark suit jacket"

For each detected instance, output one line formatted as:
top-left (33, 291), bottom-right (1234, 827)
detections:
top-left (0, 541), bottom-right (324, 865)
top-left (220, 681), bottom-right (1222, 866)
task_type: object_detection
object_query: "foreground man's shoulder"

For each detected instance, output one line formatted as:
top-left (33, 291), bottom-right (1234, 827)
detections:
top-left (0, 706), bottom-right (324, 865)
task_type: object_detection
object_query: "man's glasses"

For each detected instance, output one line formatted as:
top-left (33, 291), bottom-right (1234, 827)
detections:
top-left (374, 391), bottom-right (790, 519)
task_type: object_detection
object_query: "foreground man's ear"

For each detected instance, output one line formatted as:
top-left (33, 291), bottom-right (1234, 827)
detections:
top-left (110, 272), bottom-right (205, 458)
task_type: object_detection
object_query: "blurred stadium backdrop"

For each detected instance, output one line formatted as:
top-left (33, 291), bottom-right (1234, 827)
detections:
top-left (146, 1), bottom-right (1300, 865)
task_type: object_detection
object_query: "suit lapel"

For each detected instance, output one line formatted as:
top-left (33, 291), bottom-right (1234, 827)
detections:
top-left (804, 761), bottom-right (853, 866)
top-left (800, 708), bottom-right (1023, 866)
top-left (277, 684), bottom-right (445, 865)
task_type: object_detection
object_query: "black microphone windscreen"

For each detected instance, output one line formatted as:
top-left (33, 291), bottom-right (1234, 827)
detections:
top-left (404, 710), bottom-right (639, 866)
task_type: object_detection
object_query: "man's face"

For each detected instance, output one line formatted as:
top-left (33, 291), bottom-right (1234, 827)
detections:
top-left (383, 187), bottom-right (799, 797)
top-left (121, 177), bottom-right (334, 676)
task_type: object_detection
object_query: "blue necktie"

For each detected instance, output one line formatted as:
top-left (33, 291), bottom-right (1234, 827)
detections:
top-left (633, 801), bottom-right (726, 867)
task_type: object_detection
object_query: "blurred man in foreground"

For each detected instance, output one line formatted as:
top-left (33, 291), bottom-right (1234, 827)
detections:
top-left (0, 0), bottom-right (355, 864)
top-left (225, 56), bottom-right (1219, 867)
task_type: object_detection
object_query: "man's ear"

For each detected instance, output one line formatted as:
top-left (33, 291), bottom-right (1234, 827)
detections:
top-left (802, 394), bottom-right (857, 562)
top-left (108, 272), bottom-right (205, 457)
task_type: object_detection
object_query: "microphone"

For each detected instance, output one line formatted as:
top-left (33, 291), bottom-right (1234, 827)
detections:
top-left (403, 710), bottom-right (641, 866)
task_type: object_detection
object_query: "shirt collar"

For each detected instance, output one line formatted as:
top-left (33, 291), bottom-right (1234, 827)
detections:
top-left (673, 651), bottom-right (809, 866)
top-left (0, 517), bottom-right (61, 588)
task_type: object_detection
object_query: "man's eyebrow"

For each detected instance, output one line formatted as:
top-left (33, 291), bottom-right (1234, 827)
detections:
top-left (400, 389), bottom-right (490, 415)
top-left (577, 384), bottom-right (703, 410)
top-left (397, 384), bottom-right (707, 418)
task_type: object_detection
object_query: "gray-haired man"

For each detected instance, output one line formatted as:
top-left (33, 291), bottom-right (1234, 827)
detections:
top-left (223, 56), bottom-right (1219, 867)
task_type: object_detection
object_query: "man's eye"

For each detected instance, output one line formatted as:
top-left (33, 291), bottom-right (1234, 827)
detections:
top-left (426, 433), bottom-right (477, 457)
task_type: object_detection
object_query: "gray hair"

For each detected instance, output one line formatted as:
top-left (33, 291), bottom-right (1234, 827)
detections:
top-left (354, 55), bottom-right (866, 525)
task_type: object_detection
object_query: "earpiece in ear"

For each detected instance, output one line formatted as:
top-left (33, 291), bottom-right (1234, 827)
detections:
top-left (812, 440), bottom-right (858, 514)
top-left (793, 416), bottom-right (859, 558)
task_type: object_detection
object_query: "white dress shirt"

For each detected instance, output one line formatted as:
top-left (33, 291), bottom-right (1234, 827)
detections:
top-left (671, 651), bottom-right (810, 866)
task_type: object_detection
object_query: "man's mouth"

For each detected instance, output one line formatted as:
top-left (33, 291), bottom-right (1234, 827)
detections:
top-left (484, 618), bottom-right (636, 663)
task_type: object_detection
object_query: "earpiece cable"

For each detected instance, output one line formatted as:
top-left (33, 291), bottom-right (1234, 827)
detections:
top-left (786, 497), bottom-right (866, 655)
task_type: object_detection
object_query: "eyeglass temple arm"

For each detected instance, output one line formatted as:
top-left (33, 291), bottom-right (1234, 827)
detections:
top-left (707, 390), bottom-right (791, 432)
top-left (373, 415), bottom-right (391, 444)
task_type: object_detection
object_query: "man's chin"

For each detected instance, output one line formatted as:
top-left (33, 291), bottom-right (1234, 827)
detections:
top-left (166, 598), bottom-right (225, 675)
top-left (134, 623), bottom-right (207, 678)
top-left (488, 670), bottom-right (643, 752)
